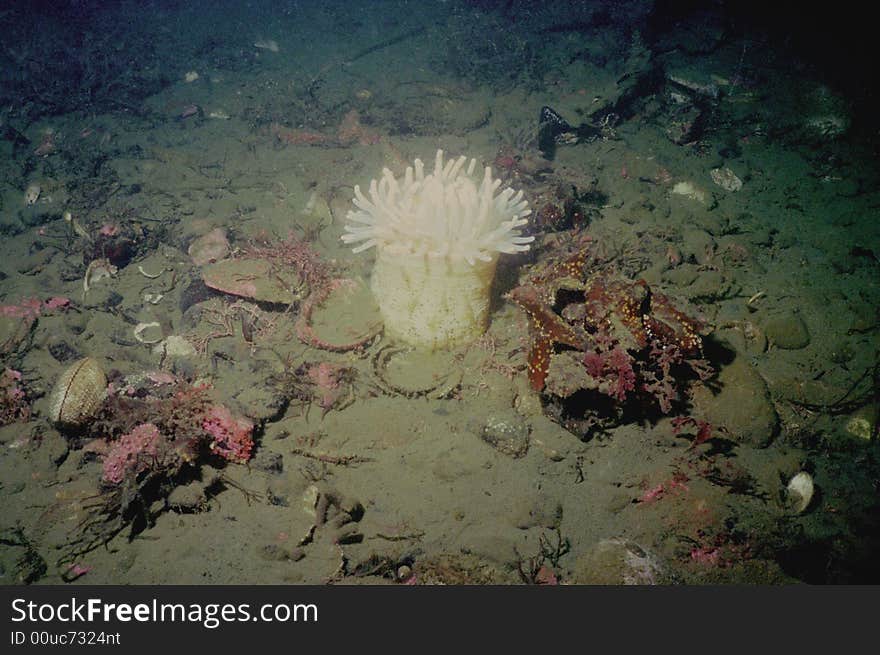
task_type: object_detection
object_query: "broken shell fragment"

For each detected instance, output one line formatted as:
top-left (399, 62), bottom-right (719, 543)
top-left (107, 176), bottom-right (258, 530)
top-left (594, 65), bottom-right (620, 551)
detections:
top-left (152, 335), bottom-right (197, 357)
top-left (133, 322), bottom-right (163, 344)
top-left (188, 228), bottom-right (230, 266)
top-left (138, 265), bottom-right (164, 279)
top-left (786, 471), bottom-right (814, 514)
top-left (82, 258), bottom-right (117, 296)
top-left (253, 39), bottom-right (279, 52)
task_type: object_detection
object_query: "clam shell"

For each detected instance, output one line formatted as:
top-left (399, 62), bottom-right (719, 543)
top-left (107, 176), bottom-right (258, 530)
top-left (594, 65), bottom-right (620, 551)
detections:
top-left (48, 357), bottom-right (107, 427)
top-left (24, 183), bottom-right (41, 205)
top-left (786, 471), bottom-right (814, 514)
top-left (201, 257), bottom-right (303, 304)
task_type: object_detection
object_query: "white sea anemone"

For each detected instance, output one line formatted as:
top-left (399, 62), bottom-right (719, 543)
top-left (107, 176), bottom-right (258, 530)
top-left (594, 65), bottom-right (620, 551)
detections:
top-left (342, 150), bottom-right (533, 348)
top-left (343, 149), bottom-right (532, 264)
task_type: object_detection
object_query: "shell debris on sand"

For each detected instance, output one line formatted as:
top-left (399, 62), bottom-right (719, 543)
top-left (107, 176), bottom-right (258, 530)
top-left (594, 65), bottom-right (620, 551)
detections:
top-left (48, 357), bottom-right (107, 427)
top-left (82, 258), bottom-right (117, 297)
top-left (671, 181), bottom-right (708, 204)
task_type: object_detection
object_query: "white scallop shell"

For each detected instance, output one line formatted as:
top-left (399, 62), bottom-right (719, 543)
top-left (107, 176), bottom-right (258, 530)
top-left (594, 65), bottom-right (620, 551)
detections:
top-left (786, 471), bottom-right (814, 514)
top-left (24, 183), bottom-right (41, 206)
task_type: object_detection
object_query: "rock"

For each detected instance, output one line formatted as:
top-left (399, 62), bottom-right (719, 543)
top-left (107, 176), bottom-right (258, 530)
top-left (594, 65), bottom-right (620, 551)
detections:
top-left (714, 326), bottom-right (767, 357)
top-left (0, 313), bottom-right (35, 358)
top-left (252, 450), bottom-right (283, 474)
top-left (167, 480), bottom-right (207, 512)
top-left (258, 544), bottom-right (296, 562)
top-left (663, 264), bottom-right (700, 287)
top-left (513, 377), bottom-right (543, 418)
top-left (528, 417), bottom-right (572, 462)
top-left (188, 228), bottom-right (230, 266)
top-left (772, 377), bottom-right (837, 407)
top-left (685, 269), bottom-right (731, 303)
top-left (265, 477), bottom-right (307, 508)
top-left (764, 313), bottom-right (810, 350)
top-left (710, 167), bottom-right (743, 192)
top-left (661, 13), bottom-right (725, 55)
top-left (235, 383), bottom-right (286, 422)
top-left (179, 278), bottom-right (216, 315)
top-left (46, 336), bottom-right (81, 363)
top-left (802, 85), bottom-right (851, 140)
top-left (691, 356), bottom-right (779, 447)
top-left (478, 412), bottom-right (531, 458)
top-left (682, 228), bottom-right (716, 266)
top-left (665, 105), bottom-right (705, 145)
top-left (605, 492), bottom-right (632, 513)
top-left (845, 405), bottom-right (877, 442)
top-left (40, 431), bottom-right (69, 467)
top-left (18, 206), bottom-right (56, 229)
top-left (572, 538), bottom-right (672, 585)
top-left (388, 94), bottom-right (491, 137)
top-left (545, 350), bottom-right (596, 398)
top-left (847, 305), bottom-right (877, 334)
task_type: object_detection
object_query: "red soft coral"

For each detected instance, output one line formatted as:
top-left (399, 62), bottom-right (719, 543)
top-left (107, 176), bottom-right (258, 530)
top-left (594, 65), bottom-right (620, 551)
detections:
top-left (582, 344), bottom-right (636, 402)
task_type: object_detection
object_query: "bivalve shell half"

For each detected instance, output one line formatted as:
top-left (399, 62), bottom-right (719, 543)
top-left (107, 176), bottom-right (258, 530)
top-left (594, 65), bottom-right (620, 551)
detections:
top-left (786, 471), bottom-right (815, 514)
top-left (202, 257), bottom-right (303, 304)
top-left (48, 357), bottom-right (107, 428)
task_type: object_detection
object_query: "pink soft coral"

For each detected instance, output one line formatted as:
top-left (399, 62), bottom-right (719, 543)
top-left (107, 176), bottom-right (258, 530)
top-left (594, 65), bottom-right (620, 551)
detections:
top-left (0, 297), bottom-right (42, 320)
top-left (202, 405), bottom-right (254, 463)
top-left (102, 423), bottom-right (162, 485)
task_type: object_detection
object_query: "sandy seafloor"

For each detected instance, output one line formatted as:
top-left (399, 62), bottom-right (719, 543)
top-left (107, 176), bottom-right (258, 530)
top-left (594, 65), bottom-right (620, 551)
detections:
top-left (0, 1), bottom-right (878, 585)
